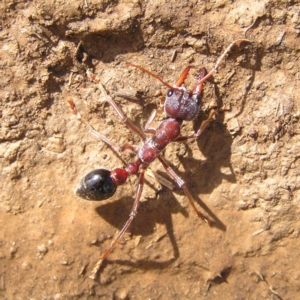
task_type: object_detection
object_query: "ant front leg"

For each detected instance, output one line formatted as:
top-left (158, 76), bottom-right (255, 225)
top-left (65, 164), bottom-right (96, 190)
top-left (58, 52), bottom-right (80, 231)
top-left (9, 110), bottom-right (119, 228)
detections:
top-left (144, 109), bottom-right (157, 134)
top-left (174, 109), bottom-right (218, 142)
top-left (194, 39), bottom-right (251, 86)
top-left (144, 94), bottom-right (167, 135)
top-left (173, 67), bottom-right (217, 143)
top-left (89, 167), bottom-right (147, 280)
top-left (158, 156), bottom-right (212, 225)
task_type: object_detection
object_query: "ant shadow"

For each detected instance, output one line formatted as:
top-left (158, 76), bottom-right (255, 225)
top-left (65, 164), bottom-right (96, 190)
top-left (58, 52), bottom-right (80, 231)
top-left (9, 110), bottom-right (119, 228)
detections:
top-left (171, 113), bottom-right (235, 231)
top-left (92, 96), bottom-right (245, 277)
top-left (90, 64), bottom-right (254, 278)
top-left (94, 191), bottom-right (182, 273)
top-left (167, 82), bottom-right (240, 231)
top-left (92, 116), bottom-right (233, 276)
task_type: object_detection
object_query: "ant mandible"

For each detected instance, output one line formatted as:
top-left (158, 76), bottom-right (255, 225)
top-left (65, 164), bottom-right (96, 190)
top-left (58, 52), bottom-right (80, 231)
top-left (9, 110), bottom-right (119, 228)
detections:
top-left (68, 39), bottom-right (250, 279)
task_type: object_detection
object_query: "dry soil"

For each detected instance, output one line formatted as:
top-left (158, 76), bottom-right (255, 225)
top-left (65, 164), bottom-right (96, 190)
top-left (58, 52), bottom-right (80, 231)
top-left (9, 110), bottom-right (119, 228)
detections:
top-left (1, 0), bottom-right (300, 299)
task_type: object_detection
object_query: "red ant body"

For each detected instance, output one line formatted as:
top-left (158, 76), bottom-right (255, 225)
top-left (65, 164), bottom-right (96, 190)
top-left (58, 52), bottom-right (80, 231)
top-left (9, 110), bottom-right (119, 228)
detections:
top-left (68, 39), bottom-right (250, 279)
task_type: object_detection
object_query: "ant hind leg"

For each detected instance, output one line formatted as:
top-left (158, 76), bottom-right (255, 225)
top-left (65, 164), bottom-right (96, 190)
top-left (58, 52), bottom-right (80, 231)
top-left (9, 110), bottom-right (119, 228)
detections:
top-left (157, 156), bottom-right (212, 225)
top-left (89, 167), bottom-right (147, 280)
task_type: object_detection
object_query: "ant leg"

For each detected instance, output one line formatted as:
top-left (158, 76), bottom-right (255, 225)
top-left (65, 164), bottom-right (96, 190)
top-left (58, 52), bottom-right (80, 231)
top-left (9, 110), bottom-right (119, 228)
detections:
top-left (89, 167), bottom-right (146, 280)
top-left (190, 68), bottom-right (206, 97)
top-left (194, 109), bottom-right (218, 138)
top-left (173, 109), bottom-right (218, 142)
top-left (144, 109), bottom-right (157, 134)
top-left (157, 156), bottom-right (211, 225)
top-left (68, 100), bottom-right (140, 154)
top-left (98, 83), bottom-right (147, 142)
top-left (119, 143), bottom-right (139, 153)
top-left (87, 70), bottom-right (146, 142)
top-left (158, 96), bottom-right (165, 107)
top-left (175, 40), bottom-right (250, 143)
top-left (144, 96), bottom-right (166, 134)
top-left (68, 100), bottom-right (122, 153)
top-left (154, 95), bottom-right (165, 116)
top-left (146, 169), bottom-right (175, 191)
top-left (195, 39), bottom-right (251, 86)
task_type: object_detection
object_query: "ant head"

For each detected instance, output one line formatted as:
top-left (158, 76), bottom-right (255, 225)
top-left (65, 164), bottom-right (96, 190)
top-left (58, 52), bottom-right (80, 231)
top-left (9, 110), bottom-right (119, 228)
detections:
top-left (76, 169), bottom-right (117, 201)
top-left (164, 89), bottom-right (200, 121)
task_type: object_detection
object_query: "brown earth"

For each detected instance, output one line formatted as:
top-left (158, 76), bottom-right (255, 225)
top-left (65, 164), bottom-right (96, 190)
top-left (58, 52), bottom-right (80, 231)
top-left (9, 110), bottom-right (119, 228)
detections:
top-left (1, 0), bottom-right (300, 299)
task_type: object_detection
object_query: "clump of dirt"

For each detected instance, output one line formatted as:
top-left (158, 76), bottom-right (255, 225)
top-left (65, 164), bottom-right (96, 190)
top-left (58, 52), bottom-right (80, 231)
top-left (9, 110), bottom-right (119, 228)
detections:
top-left (0, 0), bottom-right (300, 299)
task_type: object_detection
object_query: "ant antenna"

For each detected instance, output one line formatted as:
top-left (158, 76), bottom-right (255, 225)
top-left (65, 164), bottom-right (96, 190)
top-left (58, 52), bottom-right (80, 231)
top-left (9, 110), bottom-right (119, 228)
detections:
top-left (126, 63), bottom-right (182, 92)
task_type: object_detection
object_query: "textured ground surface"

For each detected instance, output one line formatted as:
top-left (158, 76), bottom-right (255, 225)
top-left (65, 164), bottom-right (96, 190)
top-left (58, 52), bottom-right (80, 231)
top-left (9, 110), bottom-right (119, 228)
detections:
top-left (1, 0), bottom-right (300, 299)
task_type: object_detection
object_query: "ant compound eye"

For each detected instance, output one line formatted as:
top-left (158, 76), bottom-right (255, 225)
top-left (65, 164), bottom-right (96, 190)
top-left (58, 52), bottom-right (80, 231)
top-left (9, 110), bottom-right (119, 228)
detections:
top-left (167, 89), bottom-right (174, 97)
top-left (76, 169), bottom-right (117, 201)
top-left (196, 94), bottom-right (201, 106)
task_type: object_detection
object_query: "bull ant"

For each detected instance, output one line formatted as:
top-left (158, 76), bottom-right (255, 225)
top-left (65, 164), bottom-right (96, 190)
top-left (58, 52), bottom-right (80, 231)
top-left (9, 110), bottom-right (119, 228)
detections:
top-left (68, 39), bottom-right (250, 279)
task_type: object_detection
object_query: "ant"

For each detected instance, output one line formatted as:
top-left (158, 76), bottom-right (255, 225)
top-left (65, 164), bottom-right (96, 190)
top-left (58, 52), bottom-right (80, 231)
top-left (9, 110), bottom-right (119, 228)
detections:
top-left (68, 39), bottom-right (250, 279)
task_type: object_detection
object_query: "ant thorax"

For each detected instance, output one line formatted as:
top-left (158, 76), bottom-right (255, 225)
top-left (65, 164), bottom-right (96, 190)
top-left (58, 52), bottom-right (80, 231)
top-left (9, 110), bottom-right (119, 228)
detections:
top-left (164, 88), bottom-right (200, 121)
top-left (138, 118), bottom-right (182, 164)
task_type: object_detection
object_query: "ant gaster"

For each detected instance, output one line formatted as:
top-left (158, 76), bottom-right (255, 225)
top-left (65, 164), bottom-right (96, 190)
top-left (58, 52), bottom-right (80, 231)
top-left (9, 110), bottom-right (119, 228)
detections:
top-left (68, 39), bottom-right (250, 279)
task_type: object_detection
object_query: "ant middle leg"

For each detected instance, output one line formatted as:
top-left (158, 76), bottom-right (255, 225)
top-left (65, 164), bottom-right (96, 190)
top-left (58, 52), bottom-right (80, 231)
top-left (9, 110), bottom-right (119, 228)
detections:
top-left (87, 70), bottom-right (146, 142)
top-left (98, 83), bottom-right (147, 142)
top-left (68, 99), bottom-right (123, 153)
top-left (157, 156), bottom-right (212, 225)
top-left (68, 99), bottom-right (140, 155)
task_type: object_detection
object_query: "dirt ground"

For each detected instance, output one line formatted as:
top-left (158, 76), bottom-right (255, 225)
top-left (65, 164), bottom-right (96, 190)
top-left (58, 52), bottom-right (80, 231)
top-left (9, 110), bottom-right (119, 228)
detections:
top-left (1, 0), bottom-right (300, 299)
